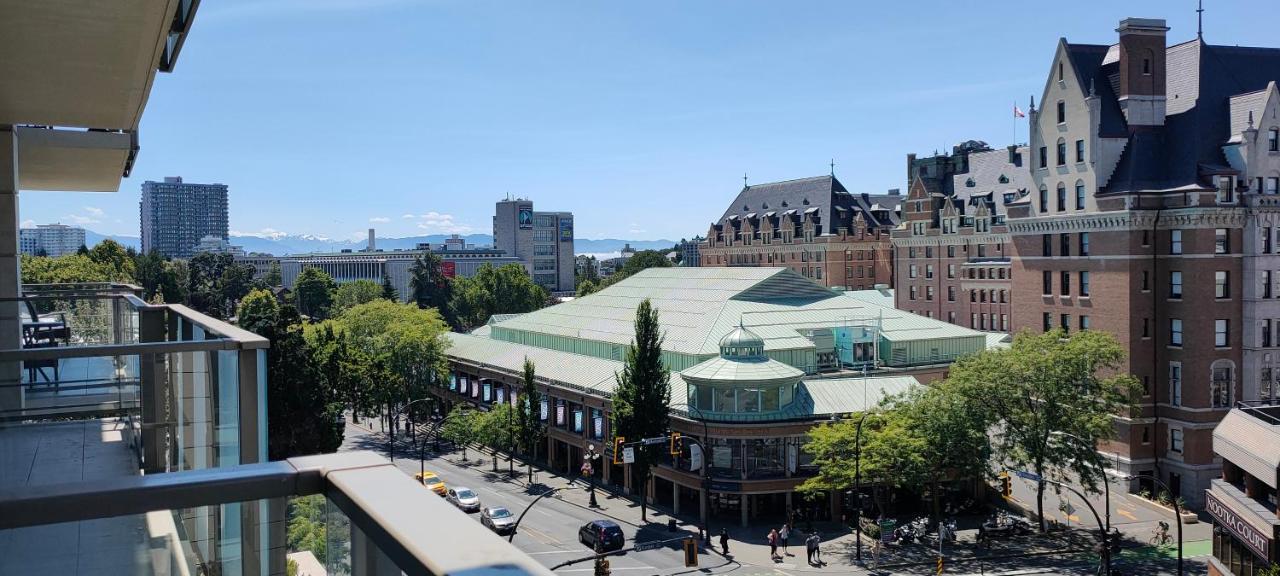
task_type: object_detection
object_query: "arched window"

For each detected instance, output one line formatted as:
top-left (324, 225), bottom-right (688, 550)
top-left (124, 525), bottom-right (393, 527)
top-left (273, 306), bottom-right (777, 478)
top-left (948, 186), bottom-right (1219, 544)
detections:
top-left (1056, 182), bottom-right (1067, 212)
top-left (1056, 137), bottom-right (1067, 166)
top-left (1075, 180), bottom-right (1086, 210)
top-left (1038, 185), bottom-right (1048, 213)
top-left (1211, 359), bottom-right (1235, 409)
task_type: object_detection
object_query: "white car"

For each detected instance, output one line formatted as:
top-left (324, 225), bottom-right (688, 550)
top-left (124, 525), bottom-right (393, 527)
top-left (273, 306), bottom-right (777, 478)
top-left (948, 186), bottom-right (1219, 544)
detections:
top-left (447, 487), bottom-right (481, 513)
top-left (481, 506), bottom-right (517, 534)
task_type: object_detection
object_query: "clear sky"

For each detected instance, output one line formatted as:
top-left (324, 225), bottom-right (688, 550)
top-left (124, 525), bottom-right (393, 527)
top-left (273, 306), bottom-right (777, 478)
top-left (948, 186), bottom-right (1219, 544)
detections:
top-left (16, 0), bottom-right (1277, 241)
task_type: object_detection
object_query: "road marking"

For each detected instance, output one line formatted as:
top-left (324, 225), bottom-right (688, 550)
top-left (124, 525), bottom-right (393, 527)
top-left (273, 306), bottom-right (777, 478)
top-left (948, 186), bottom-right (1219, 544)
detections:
top-left (519, 525), bottom-right (560, 545)
top-left (558, 567), bottom-right (654, 573)
top-left (1117, 508), bottom-right (1137, 521)
top-left (527, 550), bottom-right (579, 556)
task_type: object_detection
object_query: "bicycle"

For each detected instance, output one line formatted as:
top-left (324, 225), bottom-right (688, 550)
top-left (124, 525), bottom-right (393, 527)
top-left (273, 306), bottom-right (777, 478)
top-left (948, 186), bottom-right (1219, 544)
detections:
top-left (1149, 521), bottom-right (1172, 547)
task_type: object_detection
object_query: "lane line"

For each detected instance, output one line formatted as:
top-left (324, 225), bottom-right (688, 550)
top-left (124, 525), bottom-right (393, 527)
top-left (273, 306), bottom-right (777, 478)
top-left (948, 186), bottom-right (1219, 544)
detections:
top-left (559, 567), bottom-right (655, 573)
top-left (527, 550), bottom-right (579, 556)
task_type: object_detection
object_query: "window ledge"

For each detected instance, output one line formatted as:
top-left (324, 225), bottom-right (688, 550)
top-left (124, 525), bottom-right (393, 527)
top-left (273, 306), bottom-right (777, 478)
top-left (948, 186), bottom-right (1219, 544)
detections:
top-left (1167, 345), bottom-right (1184, 350)
top-left (1080, 295), bottom-right (1091, 300)
top-left (1216, 347), bottom-right (1233, 351)
top-left (1168, 297), bottom-right (1183, 301)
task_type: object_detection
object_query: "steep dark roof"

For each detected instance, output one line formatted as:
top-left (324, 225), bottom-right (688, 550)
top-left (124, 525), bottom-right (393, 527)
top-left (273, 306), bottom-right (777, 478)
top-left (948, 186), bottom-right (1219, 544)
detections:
top-left (716, 175), bottom-right (893, 229)
top-left (1102, 40), bottom-right (1280, 193)
top-left (1065, 44), bottom-right (1128, 137)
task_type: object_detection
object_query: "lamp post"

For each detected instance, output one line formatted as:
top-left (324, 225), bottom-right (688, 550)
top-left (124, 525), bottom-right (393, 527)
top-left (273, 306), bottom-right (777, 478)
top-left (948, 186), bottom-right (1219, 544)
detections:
top-left (689, 406), bottom-right (713, 546)
top-left (388, 397), bottom-right (435, 463)
top-left (584, 444), bottom-right (601, 507)
top-left (1125, 474), bottom-right (1183, 576)
top-left (828, 411), bottom-right (869, 564)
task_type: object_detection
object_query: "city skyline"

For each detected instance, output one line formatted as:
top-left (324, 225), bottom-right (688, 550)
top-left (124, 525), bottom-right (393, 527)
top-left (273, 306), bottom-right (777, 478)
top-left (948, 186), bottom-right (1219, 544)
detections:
top-left (16, 1), bottom-right (1274, 242)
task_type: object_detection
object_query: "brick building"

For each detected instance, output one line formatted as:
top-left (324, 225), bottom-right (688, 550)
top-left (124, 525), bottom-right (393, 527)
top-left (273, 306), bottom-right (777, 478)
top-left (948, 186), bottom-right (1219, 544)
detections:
top-left (892, 143), bottom-right (1032, 329)
top-left (1006, 18), bottom-right (1280, 507)
top-left (700, 175), bottom-right (900, 290)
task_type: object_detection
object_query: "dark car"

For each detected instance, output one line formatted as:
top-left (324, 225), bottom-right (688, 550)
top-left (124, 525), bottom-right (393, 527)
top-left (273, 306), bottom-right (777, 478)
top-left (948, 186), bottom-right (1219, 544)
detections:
top-left (578, 520), bottom-right (625, 552)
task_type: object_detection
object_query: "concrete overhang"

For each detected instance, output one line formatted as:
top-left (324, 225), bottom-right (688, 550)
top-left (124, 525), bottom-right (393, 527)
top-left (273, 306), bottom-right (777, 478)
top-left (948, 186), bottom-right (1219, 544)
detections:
top-left (0, 0), bottom-right (200, 131)
top-left (15, 127), bottom-right (134, 192)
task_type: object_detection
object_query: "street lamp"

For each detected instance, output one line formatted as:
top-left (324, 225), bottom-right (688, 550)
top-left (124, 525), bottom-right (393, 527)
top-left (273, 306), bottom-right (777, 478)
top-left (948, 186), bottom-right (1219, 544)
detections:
top-left (688, 406), bottom-right (714, 546)
top-left (1125, 474), bottom-right (1183, 576)
top-left (584, 444), bottom-right (601, 507)
top-left (389, 397), bottom-right (436, 463)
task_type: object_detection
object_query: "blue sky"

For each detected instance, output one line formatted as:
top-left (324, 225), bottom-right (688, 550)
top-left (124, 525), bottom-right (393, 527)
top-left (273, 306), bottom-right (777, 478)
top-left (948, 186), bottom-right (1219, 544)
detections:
top-left (17, 0), bottom-right (1276, 241)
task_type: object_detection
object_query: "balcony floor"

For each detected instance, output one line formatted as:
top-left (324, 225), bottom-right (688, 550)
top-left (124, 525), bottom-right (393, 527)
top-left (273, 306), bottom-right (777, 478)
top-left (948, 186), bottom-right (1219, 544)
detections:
top-left (0, 418), bottom-right (152, 575)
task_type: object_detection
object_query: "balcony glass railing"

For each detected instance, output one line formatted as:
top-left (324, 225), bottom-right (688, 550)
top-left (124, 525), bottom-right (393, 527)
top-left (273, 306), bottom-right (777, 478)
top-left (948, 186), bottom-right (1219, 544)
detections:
top-left (0, 451), bottom-right (553, 576)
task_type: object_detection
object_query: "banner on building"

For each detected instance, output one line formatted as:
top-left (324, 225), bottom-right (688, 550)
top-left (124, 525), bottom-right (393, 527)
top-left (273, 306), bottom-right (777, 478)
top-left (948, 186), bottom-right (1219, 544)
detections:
top-left (559, 217), bottom-right (573, 242)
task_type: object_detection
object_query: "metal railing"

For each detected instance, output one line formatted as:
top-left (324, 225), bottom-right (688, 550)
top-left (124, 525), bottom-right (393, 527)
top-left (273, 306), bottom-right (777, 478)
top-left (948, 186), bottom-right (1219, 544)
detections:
top-left (0, 450), bottom-right (554, 576)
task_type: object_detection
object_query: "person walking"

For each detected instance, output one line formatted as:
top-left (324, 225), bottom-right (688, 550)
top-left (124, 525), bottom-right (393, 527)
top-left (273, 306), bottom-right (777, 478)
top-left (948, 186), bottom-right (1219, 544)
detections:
top-left (805, 533), bottom-right (815, 565)
top-left (779, 524), bottom-right (790, 555)
top-left (719, 528), bottom-right (730, 556)
top-left (813, 532), bottom-right (822, 564)
top-left (767, 528), bottom-right (778, 559)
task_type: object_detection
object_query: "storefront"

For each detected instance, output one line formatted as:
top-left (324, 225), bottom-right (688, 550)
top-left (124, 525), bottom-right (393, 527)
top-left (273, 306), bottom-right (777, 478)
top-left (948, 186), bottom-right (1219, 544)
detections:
top-left (1208, 407), bottom-right (1280, 576)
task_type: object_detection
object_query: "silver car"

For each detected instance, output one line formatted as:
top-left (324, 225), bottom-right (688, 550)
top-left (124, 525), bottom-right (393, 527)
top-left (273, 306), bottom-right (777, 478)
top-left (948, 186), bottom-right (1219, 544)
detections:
top-left (447, 487), bottom-right (481, 513)
top-left (481, 506), bottom-right (516, 534)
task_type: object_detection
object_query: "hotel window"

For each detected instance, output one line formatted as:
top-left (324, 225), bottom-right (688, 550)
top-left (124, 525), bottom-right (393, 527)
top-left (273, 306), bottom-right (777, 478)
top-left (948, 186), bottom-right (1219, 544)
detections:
top-left (1056, 183), bottom-right (1066, 211)
top-left (947, 286), bottom-right (955, 301)
top-left (909, 264), bottom-right (917, 278)
top-left (1042, 271), bottom-right (1052, 295)
top-left (1075, 140), bottom-right (1085, 163)
top-left (1212, 363), bottom-right (1234, 408)
top-left (926, 286), bottom-right (934, 301)
top-left (980, 315), bottom-right (987, 330)
top-left (977, 244), bottom-right (987, 257)
top-left (1141, 270), bottom-right (1150, 291)
top-left (947, 264), bottom-right (956, 278)
top-left (1264, 228), bottom-right (1274, 253)
top-left (1079, 232), bottom-right (1090, 255)
top-left (1265, 270), bottom-right (1274, 298)
top-left (1060, 271), bottom-right (1070, 296)
top-left (1215, 271), bottom-right (1229, 299)
top-left (926, 264), bottom-right (934, 279)
top-left (999, 289), bottom-right (1007, 303)
top-left (1060, 233), bottom-right (1070, 256)
top-left (1264, 319), bottom-right (1272, 348)
top-left (908, 247), bottom-right (916, 258)
top-left (925, 246), bottom-right (933, 258)
top-left (1170, 429), bottom-right (1183, 454)
top-left (1075, 181), bottom-right (1085, 210)
top-left (1269, 127), bottom-right (1279, 152)
top-left (1001, 314), bottom-right (1008, 331)
top-left (1170, 229), bottom-right (1182, 254)
top-left (1038, 147), bottom-right (1048, 170)
top-left (1216, 175), bottom-right (1235, 203)
top-left (1042, 234), bottom-right (1052, 256)
top-left (947, 245), bottom-right (955, 257)
top-left (1056, 101), bottom-right (1065, 124)
top-left (1056, 139), bottom-right (1067, 167)
top-left (980, 290), bottom-right (986, 303)
top-left (1060, 314), bottom-right (1070, 332)
top-left (970, 290), bottom-right (977, 303)
top-left (1264, 368), bottom-right (1276, 401)
top-left (1142, 318), bottom-right (1150, 338)
top-left (909, 286), bottom-right (917, 300)
top-left (1216, 319), bottom-right (1229, 347)
top-left (1170, 319), bottom-right (1183, 346)
top-left (971, 313), bottom-right (978, 328)
top-left (1169, 271), bottom-right (1182, 298)
top-left (1042, 312), bottom-right (1051, 332)
top-left (948, 311), bottom-right (956, 324)
top-left (1170, 362), bottom-right (1182, 405)
top-left (1142, 229), bottom-right (1150, 246)
top-left (1079, 271), bottom-right (1090, 296)
top-left (1215, 228), bottom-right (1229, 254)
top-left (1079, 315), bottom-right (1090, 330)
top-left (1269, 177), bottom-right (1280, 195)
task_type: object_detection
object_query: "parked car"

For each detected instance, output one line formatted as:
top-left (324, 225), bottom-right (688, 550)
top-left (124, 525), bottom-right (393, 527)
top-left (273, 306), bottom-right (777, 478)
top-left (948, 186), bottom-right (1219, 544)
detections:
top-left (414, 471), bottom-right (447, 496)
top-left (447, 487), bottom-right (481, 512)
top-left (481, 506), bottom-right (517, 535)
top-left (578, 519), bottom-right (625, 552)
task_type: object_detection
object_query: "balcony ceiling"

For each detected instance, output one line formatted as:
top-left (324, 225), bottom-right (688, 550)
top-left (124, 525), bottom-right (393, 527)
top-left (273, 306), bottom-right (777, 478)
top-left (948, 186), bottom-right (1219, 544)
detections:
top-left (15, 127), bottom-right (132, 192)
top-left (0, 0), bottom-right (181, 131)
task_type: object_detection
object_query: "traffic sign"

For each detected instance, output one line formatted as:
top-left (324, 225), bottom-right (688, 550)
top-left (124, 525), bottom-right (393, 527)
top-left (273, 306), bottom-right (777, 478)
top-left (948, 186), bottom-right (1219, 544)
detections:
top-left (634, 540), bottom-right (662, 552)
top-left (622, 447), bottom-right (636, 464)
top-left (641, 437), bottom-right (668, 446)
top-left (1013, 470), bottom-right (1042, 482)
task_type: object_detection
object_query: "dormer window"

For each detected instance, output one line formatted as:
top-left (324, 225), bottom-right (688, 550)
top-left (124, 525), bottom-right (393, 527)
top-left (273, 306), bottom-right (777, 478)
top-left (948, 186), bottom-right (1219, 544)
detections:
top-left (781, 201), bottom-right (788, 207)
top-left (743, 204), bottom-right (749, 211)
top-left (761, 202), bottom-right (769, 209)
top-left (1058, 61), bottom-right (1063, 82)
top-left (998, 174), bottom-right (1009, 184)
top-left (1056, 101), bottom-right (1065, 124)
top-left (965, 178), bottom-right (976, 188)
top-left (1217, 175), bottom-right (1236, 204)
top-left (802, 198), bottom-right (810, 205)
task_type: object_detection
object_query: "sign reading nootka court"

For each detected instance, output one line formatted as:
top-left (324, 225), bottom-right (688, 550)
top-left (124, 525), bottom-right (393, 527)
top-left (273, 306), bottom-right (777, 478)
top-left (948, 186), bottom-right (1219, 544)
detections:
top-left (1206, 490), bottom-right (1273, 561)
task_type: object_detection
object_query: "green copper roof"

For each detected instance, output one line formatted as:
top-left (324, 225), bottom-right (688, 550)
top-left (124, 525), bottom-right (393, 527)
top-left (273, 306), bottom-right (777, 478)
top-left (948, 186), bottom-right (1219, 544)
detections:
top-left (679, 355), bottom-right (804, 384)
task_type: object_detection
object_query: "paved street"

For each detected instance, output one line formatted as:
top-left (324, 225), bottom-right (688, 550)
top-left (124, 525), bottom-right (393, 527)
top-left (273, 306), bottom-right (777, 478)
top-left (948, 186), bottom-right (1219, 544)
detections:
top-left (340, 421), bottom-right (1207, 575)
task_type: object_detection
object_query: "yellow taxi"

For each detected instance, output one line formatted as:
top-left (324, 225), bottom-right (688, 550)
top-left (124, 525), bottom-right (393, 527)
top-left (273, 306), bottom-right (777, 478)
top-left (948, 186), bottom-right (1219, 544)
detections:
top-left (414, 471), bottom-right (447, 496)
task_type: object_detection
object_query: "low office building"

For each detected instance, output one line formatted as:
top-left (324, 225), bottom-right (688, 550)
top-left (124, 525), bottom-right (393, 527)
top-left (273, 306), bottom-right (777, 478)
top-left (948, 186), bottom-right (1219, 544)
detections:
top-left (280, 247), bottom-right (519, 302)
top-left (700, 175), bottom-right (901, 290)
top-left (439, 267), bottom-right (992, 526)
top-left (1208, 405), bottom-right (1280, 575)
top-left (18, 223), bottom-right (85, 257)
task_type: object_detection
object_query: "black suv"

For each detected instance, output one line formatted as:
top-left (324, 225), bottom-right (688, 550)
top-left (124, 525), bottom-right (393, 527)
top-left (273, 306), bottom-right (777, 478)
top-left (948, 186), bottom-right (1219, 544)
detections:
top-left (578, 520), bottom-right (625, 552)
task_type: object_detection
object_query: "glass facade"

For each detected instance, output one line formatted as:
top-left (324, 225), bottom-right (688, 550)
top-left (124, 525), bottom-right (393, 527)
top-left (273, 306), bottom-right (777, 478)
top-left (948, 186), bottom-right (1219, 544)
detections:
top-left (686, 383), bottom-right (795, 414)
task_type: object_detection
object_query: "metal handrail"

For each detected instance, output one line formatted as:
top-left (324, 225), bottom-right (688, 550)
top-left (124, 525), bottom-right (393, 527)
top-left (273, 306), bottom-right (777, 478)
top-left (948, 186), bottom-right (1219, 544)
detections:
top-left (0, 451), bottom-right (555, 576)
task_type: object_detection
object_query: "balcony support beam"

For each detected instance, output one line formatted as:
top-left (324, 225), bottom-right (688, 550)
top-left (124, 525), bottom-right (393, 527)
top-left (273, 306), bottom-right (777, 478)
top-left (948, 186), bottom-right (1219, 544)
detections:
top-left (0, 129), bottom-right (21, 415)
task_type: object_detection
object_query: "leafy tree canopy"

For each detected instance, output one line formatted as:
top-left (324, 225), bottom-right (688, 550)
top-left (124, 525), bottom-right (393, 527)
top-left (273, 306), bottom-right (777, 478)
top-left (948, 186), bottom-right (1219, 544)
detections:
top-left (333, 279), bottom-right (383, 313)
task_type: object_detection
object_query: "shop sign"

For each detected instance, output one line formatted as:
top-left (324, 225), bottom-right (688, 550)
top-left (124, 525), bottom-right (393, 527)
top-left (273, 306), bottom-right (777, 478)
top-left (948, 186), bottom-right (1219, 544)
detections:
top-left (1206, 490), bottom-right (1272, 560)
top-left (709, 481), bottom-right (740, 492)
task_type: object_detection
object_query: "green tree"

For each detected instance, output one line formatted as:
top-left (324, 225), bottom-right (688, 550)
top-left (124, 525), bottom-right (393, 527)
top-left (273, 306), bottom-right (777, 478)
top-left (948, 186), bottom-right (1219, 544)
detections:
top-left (950, 329), bottom-right (1141, 530)
top-left (236, 288), bottom-right (280, 335)
top-left (610, 299), bottom-right (671, 522)
top-left (408, 253), bottom-right (451, 311)
top-left (294, 267), bottom-right (337, 319)
top-left (333, 279), bottom-right (382, 313)
top-left (441, 406), bottom-right (479, 460)
top-left (619, 250), bottom-right (672, 277)
top-left (220, 262), bottom-right (256, 315)
top-left (20, 254), bottom-right (127, 284)
top-left (264, 260), bottom-right (283, 287)
top-left (902, 385), bottom-right (993, 518)
top-left (476, 402), bottom-right (516, 472)
top-left (160, 259), bottom-right (190, 305)
top-left (287, 495), bottom-right (328, 564)
top-left (133, 250), bottom-right (168, 300)
top-left (514, 358), bottom-right (546, 482)
top-left (86, 239), bottom-right (136, 279)
top-left (575, 278), bottom-right (598, 297)
top-left (381, 274), bottom-right (398, 301)
top-left (265, 305), bottom-right (345, 460)
top-left (447, 263), bottom-right (547, 331)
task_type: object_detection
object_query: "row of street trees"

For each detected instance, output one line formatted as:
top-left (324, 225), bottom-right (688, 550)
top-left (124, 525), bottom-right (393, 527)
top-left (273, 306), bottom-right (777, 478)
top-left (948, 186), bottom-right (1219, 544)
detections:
top-left (799, 328), bottom-right (1140, 530)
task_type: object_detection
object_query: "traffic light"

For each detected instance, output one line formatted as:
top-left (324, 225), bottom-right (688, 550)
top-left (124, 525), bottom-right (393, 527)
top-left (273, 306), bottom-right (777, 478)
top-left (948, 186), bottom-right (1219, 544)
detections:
top-left (612, 437), bottom-right (626, 465)
top-left (594, 557), bottom-right (611, 576)
top-left (683, 538), bottom-right (698, 567)
top-left (998, 471), bottom-right (1012, 499)
top-left (670, 432), bottom-right (682, 456)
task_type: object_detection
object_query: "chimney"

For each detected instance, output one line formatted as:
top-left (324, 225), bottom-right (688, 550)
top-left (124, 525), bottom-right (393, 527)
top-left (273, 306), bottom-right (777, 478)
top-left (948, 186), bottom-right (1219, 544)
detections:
top-left (1116, 18), bottom-right (1169, 126)
top-left (367, 228), bottom-right (376, 251)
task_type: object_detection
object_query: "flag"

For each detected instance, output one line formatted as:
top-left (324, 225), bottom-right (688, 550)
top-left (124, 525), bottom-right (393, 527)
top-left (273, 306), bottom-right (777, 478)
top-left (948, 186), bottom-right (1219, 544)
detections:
top-left (1013, 104), bottom-right (1026, 118)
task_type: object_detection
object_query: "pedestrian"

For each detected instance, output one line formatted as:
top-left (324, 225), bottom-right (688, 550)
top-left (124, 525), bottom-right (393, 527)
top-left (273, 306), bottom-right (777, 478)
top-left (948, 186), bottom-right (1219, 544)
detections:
top-left (779, 524), bottom-right (790, 554)
top-left (719, 528), bottom-right (729, 556)
top-left (805, 533), bottom-right (815, 565)
top-left (767, 528), bottom-right (778, 559)
top-left (813, 532), bottom-right (822, 564)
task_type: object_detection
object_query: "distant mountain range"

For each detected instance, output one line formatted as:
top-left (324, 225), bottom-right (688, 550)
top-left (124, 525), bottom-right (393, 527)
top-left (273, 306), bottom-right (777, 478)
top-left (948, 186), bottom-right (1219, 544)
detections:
top-left (82, 230), bottom-right (678, 257)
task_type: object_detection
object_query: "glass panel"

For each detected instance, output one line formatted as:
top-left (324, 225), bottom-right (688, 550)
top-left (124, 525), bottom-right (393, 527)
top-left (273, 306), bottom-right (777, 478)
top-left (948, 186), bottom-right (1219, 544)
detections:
top-left (696, 384), bottom-right (713, 411)
top-left (217, 350), bottom-right (241, 468)
top-left (740, 388), bottom-right (760, 413)
top-left (761, 387), bottom-right (781, 411)
top-left (714, 387), bottom-right (735, 413)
